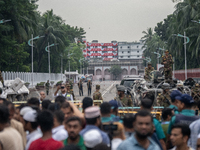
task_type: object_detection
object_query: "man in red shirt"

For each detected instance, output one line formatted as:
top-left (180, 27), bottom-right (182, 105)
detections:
top-left (29, 110), bottom-right (63, 150)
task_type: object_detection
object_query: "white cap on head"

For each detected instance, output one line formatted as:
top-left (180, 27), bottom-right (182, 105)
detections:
top-left (198, 134), bottom-right (200, 139)
top-left (83, 129), bottom-right (102, 148)
top-left (20, 106), bottom-right (33, 116)
top-left (23, 110), bottom-right (37, 122)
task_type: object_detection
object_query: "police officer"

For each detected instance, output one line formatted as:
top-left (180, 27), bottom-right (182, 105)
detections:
top-left (0, 71), bottom-right (4, 87)
top-left (144, 62), bottom-right (154, 81)
top-left (54, 83), bottom-right (73, 101)
top-left (93, 85), bottom-right (103, 100)
top-left (114, 85), bottom-right (133, 107)
top-left (191, 83), bottom-right (200, 101)
top-left (45, 80), bottom-right (50, 95)
top-left (87, 79), bottom-right (92, 96)
top-left (169, 90), bottom-right (182, 114)
top-left (156, 83), bottom-right (172, 107)
top-left (161, 50), bottom-right (174, 83)
top-left (78, 79), bottom-right (83, 96)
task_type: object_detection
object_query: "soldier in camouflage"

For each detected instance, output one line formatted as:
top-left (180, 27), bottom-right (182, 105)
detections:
top-left (144, 62), bottom-right (154, 81)
top-left (191, 83), bottom-right (200, 101)
top-left (156, 83), bottom-right (172, 107)
top-left (0, 71), bottom-right (4, 87)
top-left (93, 84), bottom-right (103, 100)
top-left (45, 80), bottom-right (50, 95)
top-left (161, 50), bottom-right (174, 83)
top-left (114, 85), bottom-right (133, 107)
top-left (66, 83), bottom-right (75, 100)
top-left (78, 79), bottom-right (83, 96)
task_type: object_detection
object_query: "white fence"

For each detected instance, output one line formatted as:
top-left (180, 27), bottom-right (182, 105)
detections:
top-left (1, 71), bottom-right (65, 85)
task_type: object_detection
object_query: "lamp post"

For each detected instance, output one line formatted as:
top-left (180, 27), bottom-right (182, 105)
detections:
top-left (45, 43), bottom-right (59, 80)
top-left (79, 58), bottom-right (85, 74)
top-left (28, 35), bottom-right (44, 86)
top-left (191, 20), bottom-right (200, 24)
top-left (157, 47), bottom-right (165, 55)
top-left (0, 19), bottom-right (11, 24)
top-left (173, 32), bottom-right (190, 79)
top-left (67, 52), bottom-right (73, 79)
top-left (151, 52), bottom-right (161, 64)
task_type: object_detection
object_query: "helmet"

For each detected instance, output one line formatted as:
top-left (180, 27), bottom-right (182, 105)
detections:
top-left (165, 50), bottom-right (169, 53)
top-left (162, 83), bottom-right (170, 90)
top-left (195, 83), bottom-right (199, 87)
top-left (96, 85), bottom-right (100, 89)
top-left (148, 62), bottom-right (152, 65)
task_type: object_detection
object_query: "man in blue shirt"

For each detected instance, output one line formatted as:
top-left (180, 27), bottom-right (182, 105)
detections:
top-left (117, 110), bottom-right (161, 150)
top-left (168, 90), bottom-right (182, 114)
top-left (80, 106), bottom-right (110, 145)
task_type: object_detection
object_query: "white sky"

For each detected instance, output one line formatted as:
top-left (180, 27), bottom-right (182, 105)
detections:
top-left (36, 0), bottom-right (175, 43)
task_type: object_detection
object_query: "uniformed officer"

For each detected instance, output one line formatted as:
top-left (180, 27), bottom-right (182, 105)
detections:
top-left (191, 83), bottom-right (200, 101)
top-left (45, 80), bottom-right (50, 95)
top-left (54, 83), bottom-right (73, 101)
top-left (161, 50), bottom-right (174, 83)
top-left (156, 83), bottom-right (172, 107)
top-left (87, 79), bottom-right (92, 96)
top-left (114, 85), bottom-right (133, 107)
top-left (78, 79), bottom-right (83, 96)
top-left (0, 71), bottom-right (4, 87)
top-left (144, 62), bottom-right (154, 81)
top-left (69, 79), bottom-right (74, 92)
top-left (66, 83), bottom-right (75, 100)
top-left (93, 85), bottom-right (103, 100)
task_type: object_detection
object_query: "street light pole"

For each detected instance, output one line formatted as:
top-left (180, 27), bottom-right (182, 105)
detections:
top-left (184, 31), bottom-right (187, 79)
top-left (31, 34), bottom-right (33, 86)
top-left (48, 42), bottom-right (51, 80)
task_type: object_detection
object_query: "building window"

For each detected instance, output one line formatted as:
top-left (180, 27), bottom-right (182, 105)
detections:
top-left (137, 51), bottom-right (139, 53)
top-left (137, 46), bottom-right (139, 48)
top-left (87, 51), bottom-right (90, 53)
top-left (128, 51), bottom-right (130, 53)
top-left (137, 55), bottom-right (139, 57)
top-left (122, 51), bottom-right (124, 53)
top-left (102, 46), bottom-right (107, 48)
top-left (128, 56), bottom-right (130, 58)
top-left (128, 46), bottom-right (130, 48)
top-left (87, 46), bottom-right (90, 48)
top-left (120, 46), bottom-right (122, 49)
top-left (113, 46), bottom-right (117, 48)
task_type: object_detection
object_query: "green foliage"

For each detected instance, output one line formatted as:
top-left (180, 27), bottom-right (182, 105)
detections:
top-left (142, 0), bottom-right (200, 70)
top-left (109, 65), bottom-right (122, 80)
top-left (0, 1), bottom-right (86, 73)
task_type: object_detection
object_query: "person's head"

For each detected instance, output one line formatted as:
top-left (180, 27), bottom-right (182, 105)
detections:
top-left (37, 110), bottom-right (54, 133)
top-left (85, 106), bottom-right (101, 127)
top-left (3, 101), bottom-right (15, 120)
top-left (0, 98), bottom-right (6, 105)
top-left (117, 86), bottom-right (126, 97)
top-left (100, 102), bottom-right (111, 117)
top-left (55, 96), bottom-right (66, 107)
top-left (134, 110), bottom-right (153, 139)
top-left (143, 91), bottom-right (155, 102)
top-left (92, 143), bottom-right (110, 150)
top-left (40, 91), bottom-right (46, 101)
top-left (147, 62), bottom-right (152, 68)
top-left (20, 106), bottom-right (33, 126)
top-left (170, 90), bottom-right (182, 104)
top-left (48, 103), bottom-right (60, 113)
top-left (123, 114), bottom-right (135, 131)
top-left (140, 98), bottom-right (153, 110)
top-left (53, 110), bottom-right (64, 127)
top-left (162, 83), bottom-right (170, 93)
top-left (27, 97), bottom-right (40, 107)
top-left (83, 129), bottom-right (102, 149)
top-left (197, 135), bottom-right (200, 150)
top-left (42, 100), bottom-right (52, 110)
top-left (47, 80), bottom-right (49, 82)
top-left (112, 122), bottom-right (126, 140)
top-left (82, 97), bottom-right (93, 112)
top-left (109, 100), bottom-right (119, 116)
top-left (162, 108), bottom-right (173, 121)
top-left (170, 124), bottom-right (190, 147)
top-left (65, 116), bottom-right (82, 141)
top-left (61, 102), bottom-right (74, 121)
top-left (0, 105), bottom-right (10, 131)
top-left (165, 50), bottom-right (169, 56)
top-left (23, 110), bottom-right (38, 132)
top-left (13, 104), bottom-right (25, 121)
top-left (59, 145), bottom-right (81, 150)
top-left (61, 84), bottom-right (66, 93)
top-left (96, 85), bottom-right (100, 90)
top-left (65, 83), bottom-right (70, 91)
top-left (176, 94), bottom-right (194, 112)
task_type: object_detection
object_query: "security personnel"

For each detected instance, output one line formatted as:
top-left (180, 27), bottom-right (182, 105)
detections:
top-left (144, 62), bottom-right (154, 81)
top-left (66, 83), bottom-right (75, 100)
top-left (161, 50), bottom-right (174, 83)
top-left (78, 79), bottom-right (83, 96)
top-left (69, 79), bottom-right (74, 92)
top-left (156, 83), bottom-right (172, 107)
top-left (191, 83), bottom-right (200, 101)
top-left (169, 90), bottom-right (182, 114)
top-left (45, 80), bottom-right (50, 95)
top-left (114, 85), bottom-right (133, 107)
top-left (54, 84), bottom-right (73, 101)
top-left (93, 85), bottom-right (103, 100)
top-left (87, 79), bottom-right (92, 96)
top-left (167, 94), bottom-right (199, 134)
top-left (0, 71), bottom-right (4, 87)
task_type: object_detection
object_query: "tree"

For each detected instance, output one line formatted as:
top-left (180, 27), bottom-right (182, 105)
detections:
top-left (109, 65), bottom-right (122, 80)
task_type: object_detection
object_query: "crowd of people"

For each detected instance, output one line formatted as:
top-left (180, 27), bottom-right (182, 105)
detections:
top-left (0, 82), bottom-right (200, 150)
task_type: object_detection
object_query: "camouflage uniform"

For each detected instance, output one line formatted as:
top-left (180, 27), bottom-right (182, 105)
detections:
top-left (156, 83), bottom-right (171, 107)
top-left (144, 65), bottom-right (154, 81)
top-left (93, 85), bottom-right (103, 100)
top-left (66, 83), bottom-right (75, 100)
top-left (69, 80), bottom-right (73, 92)
top-left (161, 50), bottom-right (174, 83)
top-left (45, 81), bottom-right (50, 95)
top-left (0, 71), bottom-right (4, 87)
top-left (191, 84), bottom-right (200, 101)
top-left (87, 80), bottom-right (92, 96)
top-left (78, 80), bottom-right (83, 96)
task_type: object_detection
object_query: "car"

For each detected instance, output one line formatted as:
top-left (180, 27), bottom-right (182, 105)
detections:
top-left (120, 75), bottom-right (143, 88)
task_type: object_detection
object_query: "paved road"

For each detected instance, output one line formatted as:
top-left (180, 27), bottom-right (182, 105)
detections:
top-left (29, 81), bottom-right (121, 102)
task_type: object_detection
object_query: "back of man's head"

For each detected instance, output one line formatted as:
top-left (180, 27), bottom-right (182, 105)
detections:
top-left (42, 100), bottom-right (52, 110)
top-left (55, 96), bottom-right (66, 106)
top-left (27, 97), bottom-right (40, 107)
top-left (0, 105), bottom-right (9, 124)
top-left (48, 103), bottom-right (60, 113)
top-left (162, 108), bottom-right (173, 121)
top-left (82, 97), bottom-right (93, 110)
top-left (37, 110), bottom-right (54, 132)
top-left (123, 114), bottom-right (135, 129)
top-left (100, 102), bottom-right (111, 116)
top-left (140, 98), bottom-right (153, 110)
top-left (54, 110), bottom-right (64, 125)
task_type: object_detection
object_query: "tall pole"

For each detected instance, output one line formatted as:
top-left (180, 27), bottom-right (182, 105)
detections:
top-left (69, 52), bottom-right (70, 79)
top-left (48, 42), bottom-right (50, 80)
top-left (61, 55), bottom-right (63, 81)
top-left (184, 32), bottom-right (187, 79)
top-left (31, 34), bottom-right (33, 87)
top-left (173, 57), bottom-right (175, 79)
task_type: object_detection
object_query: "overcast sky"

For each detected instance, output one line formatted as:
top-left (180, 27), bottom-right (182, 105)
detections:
top-left (36, 0), bottom-right (175, 43)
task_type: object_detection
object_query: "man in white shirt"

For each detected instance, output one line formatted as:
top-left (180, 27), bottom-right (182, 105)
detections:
top-left (23, 110), bottom-right (42, 150)
top-left (39, 91), bottom-right (46, 103)
top-left (54, 84), bottom-right (73, 101)
top-left (52, 110), bottom-right (68, 141)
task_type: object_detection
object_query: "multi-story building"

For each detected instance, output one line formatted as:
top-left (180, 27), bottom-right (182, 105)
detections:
top-left (118, 41), bottom-right (144, 60)
top-left (83, 40), bottom-right (118, 61)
